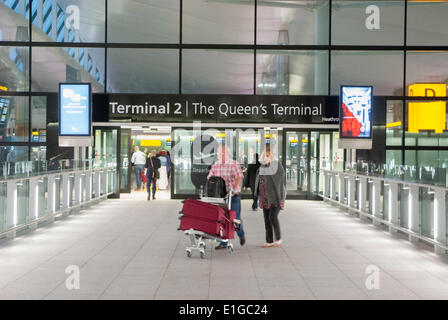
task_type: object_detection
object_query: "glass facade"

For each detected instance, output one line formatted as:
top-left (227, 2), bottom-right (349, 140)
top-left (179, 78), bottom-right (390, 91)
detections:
top-left (0, 0), bottom-right (447, 166)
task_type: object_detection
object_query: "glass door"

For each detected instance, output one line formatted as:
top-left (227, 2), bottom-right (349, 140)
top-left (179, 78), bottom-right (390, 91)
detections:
top-left (285, 131), bottom-right (309, 197)
top-left (120, 129), bottom-right (131, 193)
top-left (310, 132), bottom-right (332, 197)
top-left (284, 130), bottom-right (335, 199)
top-left (93, 127), bottom-right (119, 198)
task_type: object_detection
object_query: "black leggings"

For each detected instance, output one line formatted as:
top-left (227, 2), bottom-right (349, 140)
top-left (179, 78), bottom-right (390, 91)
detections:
top-left (263, 206), bottom-right (281, 243)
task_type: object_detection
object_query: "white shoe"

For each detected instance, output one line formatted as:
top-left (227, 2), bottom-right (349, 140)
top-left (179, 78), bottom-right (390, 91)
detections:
top-left (272, 239), bottom-right (283, 247)
top-left (262, 243), bottom-right (274, 248)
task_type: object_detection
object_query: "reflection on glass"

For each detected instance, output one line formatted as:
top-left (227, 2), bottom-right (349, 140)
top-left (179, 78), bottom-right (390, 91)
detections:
top-left (107, 48), bottom-right (178, 93)
top-left (31, 96), bottom-right (47, 142)
top-left (407, 1), bottom-right (448, 45)
top-left (332, 132), bottom-right (343, 171)
top-left (0, 1), bottom-right (29, 41)
top-left (404, 100), bottom-right (448, 147)
top-left (258, 0), bottom-right (329, 45)
top-left (0, 46), bottom-right (29, 91)
top-left (331, 51), bottom-right (404, 96)
top-left (406, 51), bottom-right (448, 89)
top-left (173, 128), bottom-right (261, 196)
top-left (332, 0), bottom-right (404, 45)
top-left (386, 100), bottom-right (403, 146)
top-left (32, 47), bottom-right (104, 92)
top-left (108, 0), bottom-right (179, 43)
top-left (182, 49), bottom-right (254, 94)
top-left (0, 96), bottom-right (29, 143)
top-left (32, 0), bottom-right (105, 43)
top-left (183, 0), bottom-right (254, 44)
top-left (257, 50), bottom-right (328, 95)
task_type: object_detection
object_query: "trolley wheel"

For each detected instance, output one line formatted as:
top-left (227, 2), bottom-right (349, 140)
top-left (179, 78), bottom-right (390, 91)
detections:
top-left (228, 244), bottom-right (234, 253)
top-left (200, 250), bottom-right (205, 259)
top-left (186, 249), bottom-right (192, 258)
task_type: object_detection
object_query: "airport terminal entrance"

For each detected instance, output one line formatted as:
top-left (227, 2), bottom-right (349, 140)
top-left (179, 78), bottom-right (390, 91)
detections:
top-left (170, 127), bottom-right (341, 200)
top-left (93, 124), bottom-right (341, 200)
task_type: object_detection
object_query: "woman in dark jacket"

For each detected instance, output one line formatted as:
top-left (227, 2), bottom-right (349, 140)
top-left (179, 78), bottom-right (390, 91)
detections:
top-left (145, 149), bottom-right (161, 200)
top-left (254, 147), bottom-right (286, 248)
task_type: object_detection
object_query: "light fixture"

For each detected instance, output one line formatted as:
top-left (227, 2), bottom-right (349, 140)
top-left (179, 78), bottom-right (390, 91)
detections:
top-left (13, 188), bottom-right (17, 227)
top-left (408, 191), bottom-right (413, 230)
top-left (434, 197), bottom-right (439, 240)
top-left (35, 185), bottom-right (39, 219)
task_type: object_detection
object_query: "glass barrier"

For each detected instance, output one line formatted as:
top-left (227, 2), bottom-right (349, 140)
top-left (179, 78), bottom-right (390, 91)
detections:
top-left (0, 182), bottom-right (6, 233)
top-left (327, 160), bottom-right (448, 188)
top-left (0, 161), bottom-right (117, 239)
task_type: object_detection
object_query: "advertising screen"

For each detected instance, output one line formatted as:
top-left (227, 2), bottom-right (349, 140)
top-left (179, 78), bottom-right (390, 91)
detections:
top-left (340, 86), bottom-right (372, 139)
top-left (59, 83), bottom-right (91, 136)
top-left (0, 97), bottom-right (9, 126)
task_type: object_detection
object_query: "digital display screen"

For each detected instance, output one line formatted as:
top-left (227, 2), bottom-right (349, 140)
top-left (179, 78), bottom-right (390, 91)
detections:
top-left (0, 97), bottom-right (10, 126)
top-left (59, 83), bottom-right (91, 136)
top-left (340, 86), bottom-right (372, 139)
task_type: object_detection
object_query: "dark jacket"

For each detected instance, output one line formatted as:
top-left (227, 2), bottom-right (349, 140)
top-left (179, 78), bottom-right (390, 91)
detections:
top-left (245, 161), bottom-right (260, 192)
top-left (254, 160), bottom-right (286, 207)
top-left (145, 156), bottom-right (161, 177)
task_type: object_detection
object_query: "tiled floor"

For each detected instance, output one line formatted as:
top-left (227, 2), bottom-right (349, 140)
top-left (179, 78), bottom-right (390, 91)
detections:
top-left (0, 192), bottom-right (448, 300)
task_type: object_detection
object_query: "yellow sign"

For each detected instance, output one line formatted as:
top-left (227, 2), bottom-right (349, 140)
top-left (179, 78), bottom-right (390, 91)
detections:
top-left (386, 121), bottom-right (402, 128)
top-left (409, 83), bottom-right (446, 97)
top-left (408, 83), bottom-right (446, 134)
top-left (140, 140), bottom-right (161, 147)
top-left (0, 86), bottom-right (7, 92)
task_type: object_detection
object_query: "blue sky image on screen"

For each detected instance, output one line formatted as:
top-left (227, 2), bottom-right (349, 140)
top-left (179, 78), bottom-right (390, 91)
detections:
top-left (60, 84), bottom-right (90, 135)
top-left (342, 86), bottom-right (372, 138)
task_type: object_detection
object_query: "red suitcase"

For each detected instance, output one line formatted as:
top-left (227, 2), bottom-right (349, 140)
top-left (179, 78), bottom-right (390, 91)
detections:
top-left (180, 199), bottom-right (235, 239)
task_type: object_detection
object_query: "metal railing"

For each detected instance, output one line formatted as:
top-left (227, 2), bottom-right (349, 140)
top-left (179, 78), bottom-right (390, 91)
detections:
top-left (0, 159), bottom-right (117, 240)
top-left (320, 168), bottom-right (448, 254)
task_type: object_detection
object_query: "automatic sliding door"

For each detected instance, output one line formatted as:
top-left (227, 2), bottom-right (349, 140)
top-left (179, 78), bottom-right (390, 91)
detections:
top-left (285, 131), bottom-right (308, 197)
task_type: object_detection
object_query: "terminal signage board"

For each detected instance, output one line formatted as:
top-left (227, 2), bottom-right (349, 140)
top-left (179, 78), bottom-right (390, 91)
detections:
top-left (107, 94), bottom-right (339, 124)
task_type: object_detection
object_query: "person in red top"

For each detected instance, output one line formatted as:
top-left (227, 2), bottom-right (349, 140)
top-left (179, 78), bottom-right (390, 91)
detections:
top-left (207, 145), bottom-right (246, 249)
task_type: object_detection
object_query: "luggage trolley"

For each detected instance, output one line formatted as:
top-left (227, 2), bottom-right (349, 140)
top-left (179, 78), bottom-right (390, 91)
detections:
top-left (178, 188), bottom-right (240, 259)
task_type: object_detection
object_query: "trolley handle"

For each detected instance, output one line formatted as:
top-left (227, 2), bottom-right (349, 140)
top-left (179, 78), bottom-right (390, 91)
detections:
top-left (227, 187), bottom-right (233, 210)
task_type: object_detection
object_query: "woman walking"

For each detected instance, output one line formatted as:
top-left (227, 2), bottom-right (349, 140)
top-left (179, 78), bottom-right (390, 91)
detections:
top-left (254, 147), bottom-right (286, 248)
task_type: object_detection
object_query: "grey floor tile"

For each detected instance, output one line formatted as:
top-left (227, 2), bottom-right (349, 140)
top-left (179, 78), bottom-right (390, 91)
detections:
top-left (1, 198), bottom-right (448, 301)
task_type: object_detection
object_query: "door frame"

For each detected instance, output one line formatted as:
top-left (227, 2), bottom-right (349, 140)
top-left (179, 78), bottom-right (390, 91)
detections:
top-left (282, 129), bottom-right (338, 200)
top-left (120, 128), bottom-right (132, 194)
top-left (93, 126), bottom-right (121, 199)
